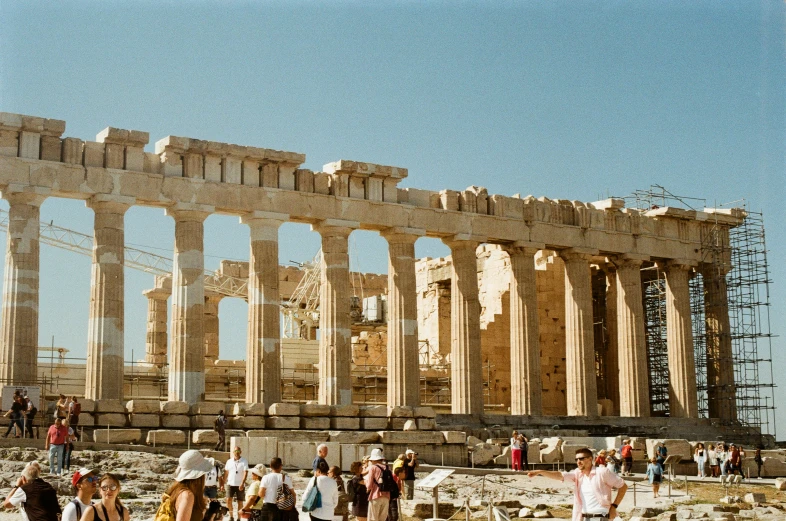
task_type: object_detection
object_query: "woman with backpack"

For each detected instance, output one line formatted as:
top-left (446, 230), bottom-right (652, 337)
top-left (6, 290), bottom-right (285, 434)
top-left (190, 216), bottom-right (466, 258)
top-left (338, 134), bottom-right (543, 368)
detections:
top-left (68, 396), bottom-right (81, 440)
top-left (303, 460), bottom-right (338, 521)
top-left (157, 449), bottom-right (216, 521)
top-left (78, 473), bottom-right (130, 521)
top-left (346, 461), bottom-right (368, 521)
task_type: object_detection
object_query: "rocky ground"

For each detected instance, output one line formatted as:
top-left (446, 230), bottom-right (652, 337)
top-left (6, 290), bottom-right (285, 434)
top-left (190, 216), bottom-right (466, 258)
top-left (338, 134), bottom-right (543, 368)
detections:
top-left (0, 448), bottom-right (782, 520)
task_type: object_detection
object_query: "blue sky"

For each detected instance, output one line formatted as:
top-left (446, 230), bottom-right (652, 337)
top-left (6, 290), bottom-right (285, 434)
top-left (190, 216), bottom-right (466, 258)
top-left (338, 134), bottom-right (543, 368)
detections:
top-left (1, 2), bottom-right (784, 433)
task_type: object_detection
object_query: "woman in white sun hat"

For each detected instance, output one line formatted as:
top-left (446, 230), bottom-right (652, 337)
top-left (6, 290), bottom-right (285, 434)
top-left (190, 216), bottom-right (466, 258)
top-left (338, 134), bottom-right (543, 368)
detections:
top-left (164, 449), bottom-right (217, 521)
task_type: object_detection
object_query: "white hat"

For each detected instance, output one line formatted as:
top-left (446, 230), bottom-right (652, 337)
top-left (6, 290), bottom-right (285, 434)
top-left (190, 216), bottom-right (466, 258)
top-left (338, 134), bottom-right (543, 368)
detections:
top-left (405, 449), bottom-right (415, 455)
top-left (175, 450), bottom-right (215, 482)
top-left (369, 448), bottom-right (385, 461)
top-left (250, 464), bottom-right (266, 478)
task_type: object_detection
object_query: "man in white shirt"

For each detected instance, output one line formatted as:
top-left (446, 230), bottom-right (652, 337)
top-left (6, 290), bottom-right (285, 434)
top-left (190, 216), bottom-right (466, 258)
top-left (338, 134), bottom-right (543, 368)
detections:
top-left (203, 460), bottom-right (224, 500)
top-left (224, 447), bottom-right (249, 521)
top-left (62, 468), bottom-right (96, 521)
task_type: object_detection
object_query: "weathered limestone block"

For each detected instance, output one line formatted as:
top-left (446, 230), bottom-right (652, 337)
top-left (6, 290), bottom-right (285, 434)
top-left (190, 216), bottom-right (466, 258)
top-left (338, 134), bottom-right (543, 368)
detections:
top-left (95, 400), bottom-right (126, 414)
top-left (494, 446), bottom-right (512, 465)
top-left (646, 439), bottom-right (691, 460)
top-left (330, 418), bottom-right (360, 430)
top-left (540, 438), bottom-right (563, 463)
top-left (233, 403), bottom-right (267, 416)
top-left (231, 416), bottom-right (267, 429)
top-left (94, 414), bottom-right (128, 427)
top-left (129, 414), bottom-right (160, 428)
top-left (403, 420), bottom-right (418, 431)
top-left (744, 493), bottom-right (766, 504)
top-left (266, 416), bottom-right (300, 429)
top-left (388, 406), bottom-right (414, 418)
top-left (443, 432), bottom-right (467, 444)
top-left (417, 419), bottom-right (437, 431)
top-left (230, 436), bottom-right (249, 455)
top-left (78, 399), bottom-right (97, 413)
top-left (301, 417), bottom-right (331, 430)
top-left (161, 415), bottom-right (190, 429)
top-left (379, 431), bottom-right (444, 445)
top-left (193, 429), bottom-right (220, 445)
top-left (359, 405), bottom-right (388, 417)
top-left (269, 403), bottom-right (300, 416)
top-left (467, 436), bottom-right (483, 446)
top-left (774, 478), bottom-right (786, 490)
top-left (247, 430), bottom-right (329, 442)
top-left (341, 443), bottom-right (383, 471)
top-left (126, 400), bottom-right (160, 414)
top-left (93, 429), bottom-right (141, 444)
top-left (245, 436), bottom-right (278, 465)
top-left (147, 430), bottom-right (185, 445)
top-left (471, 443), bottom-right (496, 466)
top-left (160, 401), bottom-right (190, 415)
top-left (189, 402), bottom-right (225, 415)
top-left (300, 404), bottom-right (331, 417)
top-left (413, 407), bottom-right (437, 419)
top-left (330, 405), bottom-right (360, 417)
top-left (527, 440), bottom-right (540, 464)
top-left (190, 415), bottom-right (218, 429)
top-left (389, 418), bottom-right (409, 430)
top-left (361, 418), bottom-right (389, 430)
top-left (329, 431), bottom-right (380, 444)
top-left (561, 443), bottom-right (587, 461)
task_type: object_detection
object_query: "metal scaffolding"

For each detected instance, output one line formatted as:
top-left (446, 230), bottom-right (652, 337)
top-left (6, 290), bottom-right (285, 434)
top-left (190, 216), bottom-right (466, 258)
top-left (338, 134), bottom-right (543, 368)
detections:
top-left (643, 272), bottom-right (670, 416)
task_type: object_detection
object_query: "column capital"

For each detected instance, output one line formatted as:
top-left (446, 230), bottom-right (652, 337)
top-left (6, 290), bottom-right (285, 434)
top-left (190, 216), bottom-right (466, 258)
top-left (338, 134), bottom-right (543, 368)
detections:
top-left (655, 259), bottom-right (698, 271)
top-left (204, 291), bottom-right (225, 303)
top-left (502, 241), bottom-right (545, 256)
top-left (1, 185), bottom-right (48, 206)
top-left (240, 211), bottom-right (289, 226)
top-left (381, 227), bottom-right (425, 243)
top-left (698, 261), bottom-right (731, 278)
top-left (165, 203), bottom-right (213, 222)
top-left (558, 247), bottom-right (598, 262)
top-left (607, 253), bottom-right (649, 269)
top-left (143, 288), bottom-right (171, 300)
top-left (86, 194), bottom-right (135, 214)
top-left (311, 219), bottom-right (358, 236)
top-left (442, 235), bottom-right (483, 250)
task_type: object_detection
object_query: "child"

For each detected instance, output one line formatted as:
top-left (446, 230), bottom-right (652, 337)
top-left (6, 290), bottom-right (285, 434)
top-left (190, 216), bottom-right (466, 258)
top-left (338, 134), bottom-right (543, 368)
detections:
top-left (646, 456), bottom-right (662, 498)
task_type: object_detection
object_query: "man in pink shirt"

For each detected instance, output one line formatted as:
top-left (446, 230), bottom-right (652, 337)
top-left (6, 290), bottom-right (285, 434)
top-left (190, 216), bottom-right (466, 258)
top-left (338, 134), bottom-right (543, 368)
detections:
top-left (364, 448), bottom-right (390, 521)
top-left (44, 418), bottom-right (68, 476)
top-left (528, 447), bottom-right (627, 521)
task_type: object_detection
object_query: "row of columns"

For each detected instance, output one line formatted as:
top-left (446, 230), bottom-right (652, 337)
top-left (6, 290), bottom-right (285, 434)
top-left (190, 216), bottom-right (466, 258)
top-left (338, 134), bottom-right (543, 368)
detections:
top-left (0, 190), bottom-right (737, 419)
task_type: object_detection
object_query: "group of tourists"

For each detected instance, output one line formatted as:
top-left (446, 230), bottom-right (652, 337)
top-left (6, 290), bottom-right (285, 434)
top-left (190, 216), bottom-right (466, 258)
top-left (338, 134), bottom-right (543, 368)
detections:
top-left (509, 431), bottom-right (529, 471)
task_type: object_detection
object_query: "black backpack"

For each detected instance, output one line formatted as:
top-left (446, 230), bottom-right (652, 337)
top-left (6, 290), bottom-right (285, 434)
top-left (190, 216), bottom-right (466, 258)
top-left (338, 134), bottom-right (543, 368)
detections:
top-left (376, 465), bottom-right (400, 499)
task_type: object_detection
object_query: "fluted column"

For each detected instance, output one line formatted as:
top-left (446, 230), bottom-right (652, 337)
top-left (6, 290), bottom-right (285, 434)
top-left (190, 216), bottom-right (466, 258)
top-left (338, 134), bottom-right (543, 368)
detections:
top-left (85, 196), bottom-right (131, 400)
top-left (443, 238), bottom-right (483, 416)
top-left (383, 228), bottom-right (423, 407)
top-left (701, 263), bottom-right (737, 420)
top-left (0, 190), bottom-right (46, 385)
top-left (506, 243), bottom-right (543, 416)
top-left (613, 256), bottom-right (650, 417)
top-left (243, 213), bottom-right (286, 405)
top-left (204, 292), bottom-right (223, 363)
top-left (313, 221), bottom-right (355, 405)
top-left (167, 205), bottom-right (212, 404)
top-left (143, 287), bottom-right (169, 366)
top-left (663, 261), bottom-right (698, 418)
top-left (604, 267), bottom-right (620, 415)
top-left (560, 249), bottom-right (598, 418)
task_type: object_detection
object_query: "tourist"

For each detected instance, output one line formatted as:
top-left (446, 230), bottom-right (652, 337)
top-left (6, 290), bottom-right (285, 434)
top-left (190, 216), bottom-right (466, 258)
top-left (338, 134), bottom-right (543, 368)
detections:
top-left (256, 457), bottom-right (295, 521)
top-left (62, 468), bottom-right (97, 521)
top-left (303, 460), bottom-right (338, 521)
top-left (645, 456), bottom-right (662, 498)
top-left (619, 440), bottom-right (633, 476)
top-left (753, 447), bottom-right (763, 479)
top-left (391, 454), bottom-right (405, 475)
top-left (329, 465), bottom-right (349, 521)
top-left (55, 394), bottom-right (68, 421)
top-left (241, 464), bottom-right (266, 519)
top-left (694, 443), bottom-right (706, 478)
top-left (347, 461), bottom-right (369, 521)
top-left (45, 417), bottom-right (68, 476)
top-left (518, 433), bottom-right (529, 470)
top-left (707, 444), bottom-right (719, 478)
top-left (203, 458), bottom-right (224, 500)
top-left (655, 442), bottom-right (668, 472)
top-left (3, 394), bottom-right (25, 438)
top-left (61, 419), bottom-right (77, 473)
top-left (594, 449), bottom-right (607, 468)
top-left (3, 461), bottom-right (61, 520)
top-left (607, 449), bottom-right (621, 473)
top-left (605, 456), bottom-right (618, 474)
top-left (224, 446), bottom-right (249, 521)
top-left (313, 444), bottom-right (329, 471)
top-left (510, 431), bottom-right (522, 471)
top-left (164, 449), bottom-right (216, 521)
top-left (214, 410), bottom-right (228, 452)
top-left (364, 448), bottom-right (391, 521)
top-left (67, 396), bottom-right (81, 440)
top-left (79, 473), bottom-right (130, 521)
top-left (527, 448), bottom-right (627, 521)
top-left (403, 450), bottom-right (418, 500)
top-left (388, 467), bottom-right (405, 521)
top-left (25, 396), bottom-right (38, 439)
top-left (728, 444), bottom-right (742, 476)
top-left (716, 443), bottom-right (728, 478)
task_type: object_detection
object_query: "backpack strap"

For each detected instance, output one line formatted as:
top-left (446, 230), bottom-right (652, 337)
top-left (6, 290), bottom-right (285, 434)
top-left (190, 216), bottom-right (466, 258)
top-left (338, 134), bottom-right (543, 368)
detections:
top-left (72, 499), bottom-right (82, 519)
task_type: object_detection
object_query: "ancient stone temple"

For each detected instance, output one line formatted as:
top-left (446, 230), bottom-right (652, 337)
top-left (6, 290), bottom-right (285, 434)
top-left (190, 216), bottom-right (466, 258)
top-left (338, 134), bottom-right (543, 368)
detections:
top-left (0, 111), bottom-right (745, 432)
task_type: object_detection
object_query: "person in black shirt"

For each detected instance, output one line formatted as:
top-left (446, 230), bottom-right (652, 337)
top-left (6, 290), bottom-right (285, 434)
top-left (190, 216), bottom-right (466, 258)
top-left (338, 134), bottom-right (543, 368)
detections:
top-left (403, 450), bottom-right (418, 500)
top-left (312, 444), bottom-right (328, 471)
top-left (3, 395), bottom-right (25, 438)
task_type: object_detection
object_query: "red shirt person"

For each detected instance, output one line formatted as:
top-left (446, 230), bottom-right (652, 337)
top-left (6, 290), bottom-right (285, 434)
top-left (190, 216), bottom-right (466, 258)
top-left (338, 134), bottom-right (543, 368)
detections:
top-left (45, 418), bottom-right (69, 475)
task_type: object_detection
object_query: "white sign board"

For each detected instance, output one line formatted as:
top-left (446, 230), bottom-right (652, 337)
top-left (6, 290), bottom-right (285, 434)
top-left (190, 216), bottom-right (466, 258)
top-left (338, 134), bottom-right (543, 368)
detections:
top-left (416, 468), bottom-right (454, 489)
top-left (1, 386), bottom-right (41, 411)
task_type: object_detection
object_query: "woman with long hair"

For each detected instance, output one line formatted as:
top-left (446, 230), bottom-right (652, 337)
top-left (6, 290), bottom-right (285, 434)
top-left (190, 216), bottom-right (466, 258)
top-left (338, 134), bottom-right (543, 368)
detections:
top-left (694, 443), bottom-right (706, 478)
top-left (162, 449), bottom-right (216, 521)
top-left (78, 473), bottom-right (130, 521)
top-left (346, 461), bottom-right (368, 521)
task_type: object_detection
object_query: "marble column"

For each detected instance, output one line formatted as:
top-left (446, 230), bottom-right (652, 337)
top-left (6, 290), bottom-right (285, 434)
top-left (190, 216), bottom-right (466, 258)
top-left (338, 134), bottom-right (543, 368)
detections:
top-left (0, 191), bottom-right (46, 385)
top-left (85, 196), bottom-right (131, 400)
top-left (243, 213), bottom-right (286, 405)
top-left (604, 268), bottom-right (620, 415)
top-left (382, 228), bottom-right (422, 408)
top-left (701, 263), bottom-right (737, 421)
top-left (313, 221), bottom-right (355, 405)
top-left (506, 244), bottom-right (543, 416)
top-left (203, 292), bottom-right (222, 363)
top-left (614, 257), bottom-right (650, 417)
top-left (143, 288), bottom-right (169, 366)
top-left (560, 249), bottom-right (598, 418)
top-left (443, 238), bottom-right (483, 416)
top-left (663, 262), bottom-right (698, 418)
top-left (167, 206), bottom-right (211, 404)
